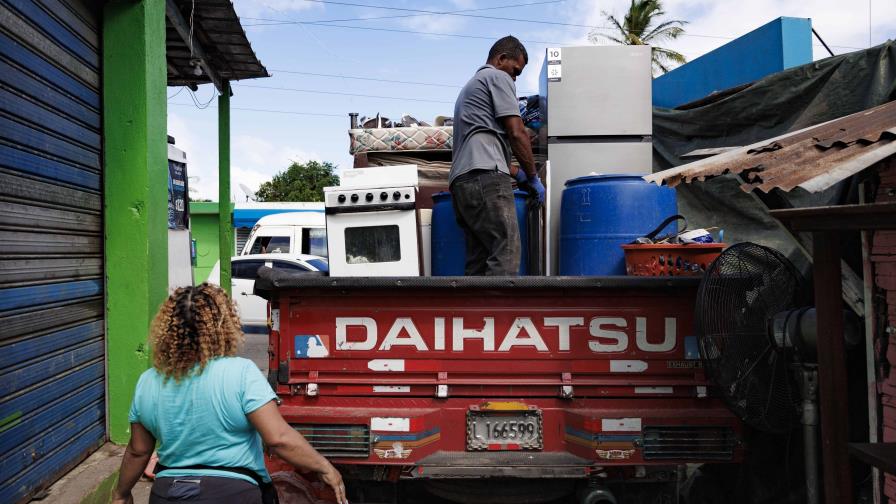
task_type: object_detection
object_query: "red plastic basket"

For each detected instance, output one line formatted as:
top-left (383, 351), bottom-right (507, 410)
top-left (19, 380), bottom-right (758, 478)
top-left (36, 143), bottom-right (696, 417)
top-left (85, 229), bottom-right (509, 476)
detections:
top-left (621, 243), bottom-right (726, 276)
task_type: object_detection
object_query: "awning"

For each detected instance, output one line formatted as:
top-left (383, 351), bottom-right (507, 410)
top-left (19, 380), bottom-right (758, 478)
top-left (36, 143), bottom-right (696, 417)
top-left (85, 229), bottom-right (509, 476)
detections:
top-left (166, 0), bottom-right (268, 92)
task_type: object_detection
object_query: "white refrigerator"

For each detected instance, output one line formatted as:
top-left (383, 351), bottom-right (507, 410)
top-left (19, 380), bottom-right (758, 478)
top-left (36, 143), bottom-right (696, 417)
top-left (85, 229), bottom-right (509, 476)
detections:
top-left (538, 45), bottom-right (653, 274)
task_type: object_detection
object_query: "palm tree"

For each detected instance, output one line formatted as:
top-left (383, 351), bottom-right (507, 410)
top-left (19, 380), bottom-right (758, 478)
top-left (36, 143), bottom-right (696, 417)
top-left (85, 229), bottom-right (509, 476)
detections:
top-left (588, 0), bottom-right (688, 76)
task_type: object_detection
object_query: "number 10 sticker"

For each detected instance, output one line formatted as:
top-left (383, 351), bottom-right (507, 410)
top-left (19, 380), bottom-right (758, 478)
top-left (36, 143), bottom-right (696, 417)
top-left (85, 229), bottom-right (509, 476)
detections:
top-left (547, 47), bottom-right (562, 64)
top-left (547, 63), bottom-right (562, 82)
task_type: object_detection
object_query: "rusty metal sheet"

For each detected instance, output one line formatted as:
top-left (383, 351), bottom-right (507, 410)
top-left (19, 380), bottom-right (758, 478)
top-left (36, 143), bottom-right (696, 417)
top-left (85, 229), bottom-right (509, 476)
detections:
top-left (645, 100), bottom-right (896, 194)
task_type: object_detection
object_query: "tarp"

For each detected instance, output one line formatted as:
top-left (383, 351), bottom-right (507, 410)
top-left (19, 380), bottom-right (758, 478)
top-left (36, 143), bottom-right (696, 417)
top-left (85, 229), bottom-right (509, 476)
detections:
top-left (652, 41), bottom-right (896, 272)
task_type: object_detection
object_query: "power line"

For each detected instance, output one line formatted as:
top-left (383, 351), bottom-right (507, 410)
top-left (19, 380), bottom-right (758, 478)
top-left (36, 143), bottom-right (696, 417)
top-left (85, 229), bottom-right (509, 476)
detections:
top-left (167, 86), bottom-right (186, 100)
top-left (246, 12), bottom-right (865, 50)
top-left (169, 102), bottom-right (346, 118)
top-left (290, 0), bottom-right (602, 29)
top-left (304, 0), bottom-right (565, 25)
top-left (243, 18), bottom-right (565, 45)
top-left (295, 1), bottom-right (867, 49)
top-left (188, 87), bottom-right (217, 109)
top-left (266, 68), bottom-right (539, 95)
top-left (268, 69), bottom-right (460, 88)
top-left (233, 82), bottom-right (455, 104)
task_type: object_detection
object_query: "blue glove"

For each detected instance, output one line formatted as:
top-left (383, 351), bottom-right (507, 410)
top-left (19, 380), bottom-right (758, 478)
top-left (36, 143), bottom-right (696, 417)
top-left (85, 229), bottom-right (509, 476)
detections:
top-left (529, 175), bottom-right (546, 206)
top-left (513, 167), bottom-right (528, 184)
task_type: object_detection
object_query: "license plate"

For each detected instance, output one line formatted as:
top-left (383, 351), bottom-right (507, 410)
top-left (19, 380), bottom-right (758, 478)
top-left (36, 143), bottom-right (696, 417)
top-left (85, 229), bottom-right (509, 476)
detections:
top-left (466, 410), bottom-right (543, 451)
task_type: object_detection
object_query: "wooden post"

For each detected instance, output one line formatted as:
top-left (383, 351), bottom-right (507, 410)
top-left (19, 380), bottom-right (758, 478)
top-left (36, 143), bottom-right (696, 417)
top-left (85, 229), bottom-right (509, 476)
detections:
top-left (812, 231), bottom-right (853, 504)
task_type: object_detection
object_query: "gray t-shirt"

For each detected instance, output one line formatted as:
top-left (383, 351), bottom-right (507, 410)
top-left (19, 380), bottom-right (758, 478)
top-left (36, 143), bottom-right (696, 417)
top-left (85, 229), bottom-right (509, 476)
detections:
top-left (450, 64), bottom-right (520, 184)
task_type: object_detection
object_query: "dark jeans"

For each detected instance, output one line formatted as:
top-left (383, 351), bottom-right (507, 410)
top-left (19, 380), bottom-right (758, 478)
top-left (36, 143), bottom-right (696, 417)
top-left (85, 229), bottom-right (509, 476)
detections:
top-left (150, 476), bottom-right (262, 504)
top-left (450, 169), bottom-right (521, 276)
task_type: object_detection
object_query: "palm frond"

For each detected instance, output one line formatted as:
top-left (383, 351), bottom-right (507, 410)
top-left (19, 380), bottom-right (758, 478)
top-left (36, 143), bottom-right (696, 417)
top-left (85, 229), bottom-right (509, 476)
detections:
top-left (605, 35), bottom-right (629, 45)
top-left (643, 26), bottom-right (685, 43)
top-left (592, 0), bottom-right (688, 58)
top-left (588, 30), bottom-right (627, 45)
top-left (603, 11), bottom-right (627, 38)
top-left (643, 19), bottom-right (687, 40)
top-left (653, 46), bottom-right (687, 65)
top-left (655, 60), bottom-right (671, 74)
top-left (650, 46), bottom-right (687, 75)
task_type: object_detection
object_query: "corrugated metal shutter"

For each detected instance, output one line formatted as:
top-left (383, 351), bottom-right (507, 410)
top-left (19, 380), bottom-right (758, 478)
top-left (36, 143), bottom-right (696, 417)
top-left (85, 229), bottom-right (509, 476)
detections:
top-left (0, 0), bottom-right (105, 502)
top-left (236, 227), bottom-right (251, 255)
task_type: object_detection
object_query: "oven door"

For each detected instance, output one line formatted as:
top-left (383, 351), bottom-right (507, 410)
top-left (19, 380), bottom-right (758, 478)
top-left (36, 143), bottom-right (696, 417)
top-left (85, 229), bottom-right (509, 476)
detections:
top-left (327, 210), bottom-right (419, 276)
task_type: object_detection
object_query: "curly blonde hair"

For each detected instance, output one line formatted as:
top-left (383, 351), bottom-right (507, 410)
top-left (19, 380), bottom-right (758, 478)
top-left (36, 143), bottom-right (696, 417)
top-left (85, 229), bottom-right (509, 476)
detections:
top-left (150, 283), bottom-right (244, 381)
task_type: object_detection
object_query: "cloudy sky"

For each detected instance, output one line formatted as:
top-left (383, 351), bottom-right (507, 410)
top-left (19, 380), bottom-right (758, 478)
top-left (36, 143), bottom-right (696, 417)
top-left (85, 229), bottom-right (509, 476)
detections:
top-left (168, 0), bottom-right (896, 201)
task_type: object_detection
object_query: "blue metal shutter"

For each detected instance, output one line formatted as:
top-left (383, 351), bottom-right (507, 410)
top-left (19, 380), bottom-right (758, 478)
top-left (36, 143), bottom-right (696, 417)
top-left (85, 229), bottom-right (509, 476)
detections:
top-left (0, 0), bottom-right (105, 502)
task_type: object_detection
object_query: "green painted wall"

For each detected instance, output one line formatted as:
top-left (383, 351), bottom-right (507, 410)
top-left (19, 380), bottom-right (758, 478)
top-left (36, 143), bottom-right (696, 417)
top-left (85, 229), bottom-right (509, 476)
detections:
top-left (191, 202), bottom-right (234, 283)
top-left (218, 87), bottom-right (233, 296)
top-left (103, 0), bottom-right (168, 443)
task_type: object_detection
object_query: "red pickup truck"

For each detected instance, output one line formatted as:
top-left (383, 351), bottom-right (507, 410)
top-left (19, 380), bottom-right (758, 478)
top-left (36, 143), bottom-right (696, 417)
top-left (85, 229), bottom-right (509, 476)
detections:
top-left (255, 272), bottom-right (742, 504)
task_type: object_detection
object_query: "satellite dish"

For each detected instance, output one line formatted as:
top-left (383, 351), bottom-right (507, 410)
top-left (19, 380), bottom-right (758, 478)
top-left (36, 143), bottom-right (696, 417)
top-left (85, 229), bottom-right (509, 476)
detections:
top-left (239, 183), bottom-right (257, 202)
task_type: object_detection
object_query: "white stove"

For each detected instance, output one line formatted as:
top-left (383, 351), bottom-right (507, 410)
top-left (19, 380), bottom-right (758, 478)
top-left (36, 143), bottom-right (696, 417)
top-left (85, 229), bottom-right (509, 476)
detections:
top-left (324, 165), bottom-right (420, 277)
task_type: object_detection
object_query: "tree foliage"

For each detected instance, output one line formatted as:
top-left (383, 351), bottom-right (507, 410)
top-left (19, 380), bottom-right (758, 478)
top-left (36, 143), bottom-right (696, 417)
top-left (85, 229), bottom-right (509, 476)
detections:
top-left (255, 160), bottom-right (339, 202)
top-left (588, 0), bottom-right (688, 76)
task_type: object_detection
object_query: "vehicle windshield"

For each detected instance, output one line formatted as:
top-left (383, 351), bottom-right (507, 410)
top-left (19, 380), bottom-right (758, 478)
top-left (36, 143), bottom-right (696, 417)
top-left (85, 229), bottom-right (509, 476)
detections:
top-left (249, 235), bottom-right (290, 254)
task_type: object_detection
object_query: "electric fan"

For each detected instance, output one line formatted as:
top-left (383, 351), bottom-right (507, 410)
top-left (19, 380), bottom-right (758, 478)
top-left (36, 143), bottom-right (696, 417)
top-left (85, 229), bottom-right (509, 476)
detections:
top-left (695, 242), bottom-right (802, 433)
top-left (694, 242), bottom-right (860, 504)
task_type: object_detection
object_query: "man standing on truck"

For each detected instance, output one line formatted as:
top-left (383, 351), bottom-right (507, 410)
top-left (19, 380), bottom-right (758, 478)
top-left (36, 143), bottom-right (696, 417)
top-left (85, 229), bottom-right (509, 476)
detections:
top-left (449, 35), bottom-right (545, 276)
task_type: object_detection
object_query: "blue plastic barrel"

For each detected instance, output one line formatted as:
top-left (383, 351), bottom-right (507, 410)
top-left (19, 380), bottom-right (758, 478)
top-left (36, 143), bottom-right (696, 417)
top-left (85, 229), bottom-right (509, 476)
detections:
top-left (559, 174), bottom-right (677, 276)
top-left (431, 191), bottom-right (530, 275)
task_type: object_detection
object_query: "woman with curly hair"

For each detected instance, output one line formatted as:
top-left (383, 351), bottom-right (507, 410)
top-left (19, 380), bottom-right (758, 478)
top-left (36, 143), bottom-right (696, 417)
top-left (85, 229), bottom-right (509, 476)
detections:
top-left (111, 283), bottom-right (347, 504)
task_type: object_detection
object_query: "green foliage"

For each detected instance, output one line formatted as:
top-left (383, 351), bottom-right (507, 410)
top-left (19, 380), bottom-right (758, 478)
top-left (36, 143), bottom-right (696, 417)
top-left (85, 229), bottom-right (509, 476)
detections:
top-left (255, 160), bottom-right (339, 202)
top-left (588, 0), bottom-right (688, 76)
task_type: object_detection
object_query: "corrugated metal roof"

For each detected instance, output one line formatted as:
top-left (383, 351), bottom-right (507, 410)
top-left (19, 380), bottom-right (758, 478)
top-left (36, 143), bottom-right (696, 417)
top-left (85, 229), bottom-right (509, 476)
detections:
top-left (166, 0), bottom-right (268, 88)
top-left (645, 100), bottom-right (896, 193)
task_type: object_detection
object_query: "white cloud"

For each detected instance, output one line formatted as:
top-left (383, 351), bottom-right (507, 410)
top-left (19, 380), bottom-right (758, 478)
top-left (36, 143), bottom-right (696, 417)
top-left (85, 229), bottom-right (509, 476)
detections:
top-left (168, 109), bottom-right (321, 201)
top-left (167, 109), bottom-right (218, 200)
top-left (231, 134), bottom-right (322, 198)
top-left (513, 0), bottom-right (895, 95)
top-left (451, 0), bottom-right (477, 10)
top-left (576, 0), bottom-right (893, 64)
top-left (233, 0), bottom-right (323, 20)
top-left (399, 7), bottom-right (467, 36)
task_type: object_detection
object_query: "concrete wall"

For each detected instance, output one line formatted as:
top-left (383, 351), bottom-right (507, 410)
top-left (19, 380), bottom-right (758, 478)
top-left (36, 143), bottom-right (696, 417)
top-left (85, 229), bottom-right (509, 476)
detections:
top-left (653, 17), bottom-right (812, 109)
top-left (190, 202), bottom-right (233, 284)
top-left (103, 0), bottom-right (168, 443)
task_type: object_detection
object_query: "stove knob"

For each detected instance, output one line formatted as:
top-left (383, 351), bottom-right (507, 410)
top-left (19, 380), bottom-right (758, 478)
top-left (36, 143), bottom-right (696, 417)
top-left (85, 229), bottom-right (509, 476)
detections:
top-left (380, 192), bottom-right (388, 201)
top-left (337, 194), bottom-right (346, 203)
top-left (404, 193), bottom-right (410, 199)
top-left (350, 193), bottom-right (359, 203)
top-left (393, 191), bottom-right (401, 200)
top-left (365, 192), bottom-right (374, 202)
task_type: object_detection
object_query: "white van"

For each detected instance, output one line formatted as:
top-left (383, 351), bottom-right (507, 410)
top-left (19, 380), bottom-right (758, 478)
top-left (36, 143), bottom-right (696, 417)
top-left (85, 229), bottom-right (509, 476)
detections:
top-left (240, 211), bottom-right (327, 257)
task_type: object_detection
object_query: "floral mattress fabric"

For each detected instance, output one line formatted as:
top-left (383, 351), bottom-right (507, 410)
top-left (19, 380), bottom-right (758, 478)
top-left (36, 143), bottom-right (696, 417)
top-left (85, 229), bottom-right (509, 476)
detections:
top-left (349, 126), bottom-right (453, 155)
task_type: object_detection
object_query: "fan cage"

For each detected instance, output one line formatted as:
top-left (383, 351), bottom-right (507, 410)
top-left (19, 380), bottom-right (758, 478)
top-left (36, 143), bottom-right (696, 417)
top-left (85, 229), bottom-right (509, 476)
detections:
top-left (695, 242), bottom-right (802, 434)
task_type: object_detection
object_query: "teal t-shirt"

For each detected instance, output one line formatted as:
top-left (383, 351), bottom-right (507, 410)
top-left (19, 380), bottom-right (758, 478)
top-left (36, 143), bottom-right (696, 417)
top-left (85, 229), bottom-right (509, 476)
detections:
top-left (128, 357), bottom-right (277, 484)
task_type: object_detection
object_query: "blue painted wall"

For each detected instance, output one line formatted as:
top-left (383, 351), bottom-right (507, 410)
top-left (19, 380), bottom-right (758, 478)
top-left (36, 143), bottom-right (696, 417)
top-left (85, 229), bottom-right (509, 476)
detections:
top-left (652, 17), bottom-right (812, 108)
